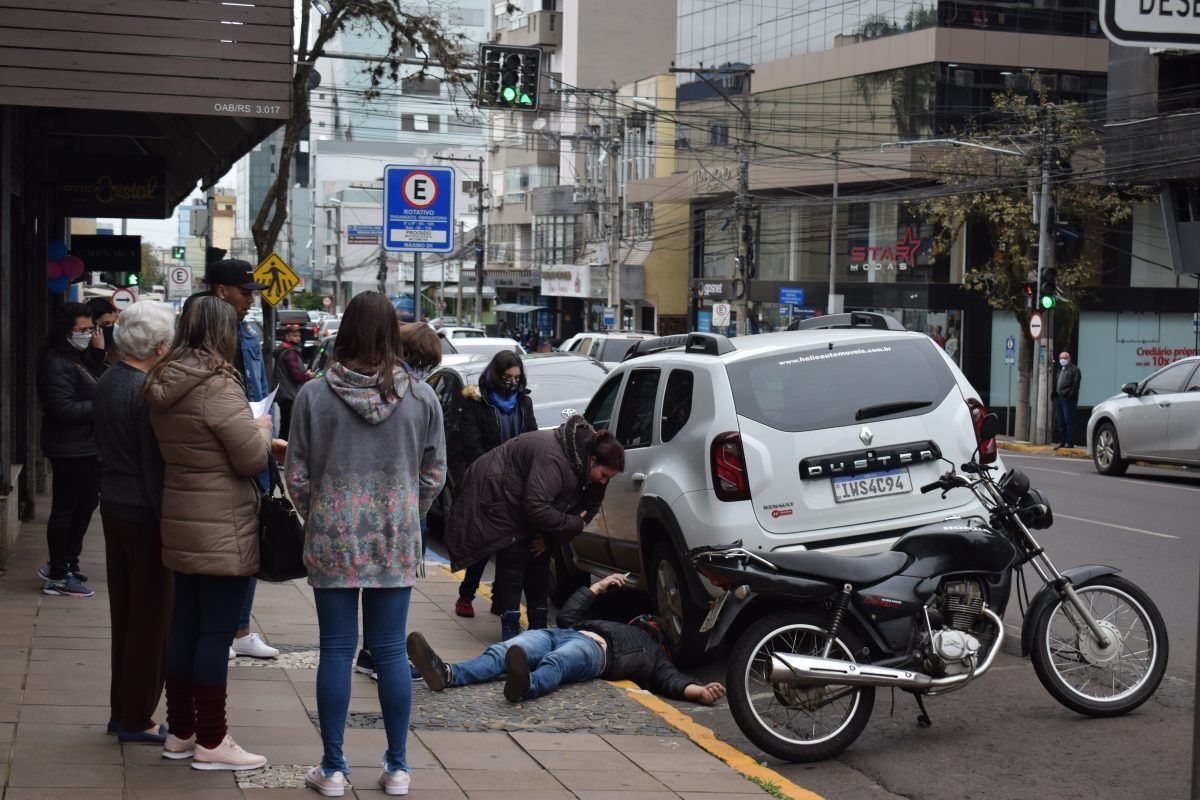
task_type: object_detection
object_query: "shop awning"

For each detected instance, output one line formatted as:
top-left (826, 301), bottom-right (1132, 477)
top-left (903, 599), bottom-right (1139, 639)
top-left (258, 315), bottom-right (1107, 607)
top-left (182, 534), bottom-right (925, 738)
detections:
top-left (494, 303), bottom-right (553, 313)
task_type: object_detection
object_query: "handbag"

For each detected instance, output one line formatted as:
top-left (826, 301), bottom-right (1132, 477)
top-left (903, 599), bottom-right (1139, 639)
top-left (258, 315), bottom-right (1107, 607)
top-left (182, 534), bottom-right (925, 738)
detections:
top-left (256, 459), bottom-right (307, 582)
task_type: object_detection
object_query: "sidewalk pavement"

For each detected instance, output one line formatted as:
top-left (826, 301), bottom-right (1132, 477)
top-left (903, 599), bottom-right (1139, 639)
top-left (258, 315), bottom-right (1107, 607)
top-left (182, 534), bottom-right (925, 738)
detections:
top-left (0, 508), bottom-right (782, 800)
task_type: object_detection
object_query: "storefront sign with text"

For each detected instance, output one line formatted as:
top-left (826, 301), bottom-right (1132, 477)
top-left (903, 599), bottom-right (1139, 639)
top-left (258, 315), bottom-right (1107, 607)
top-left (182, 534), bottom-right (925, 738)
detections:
top-left (849, 227), bottom-right (924, 272)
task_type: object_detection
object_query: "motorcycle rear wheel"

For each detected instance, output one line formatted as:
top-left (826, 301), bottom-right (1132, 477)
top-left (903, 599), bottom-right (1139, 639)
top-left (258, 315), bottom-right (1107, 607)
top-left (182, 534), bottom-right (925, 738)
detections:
top-left (1031, 575), bottom-right (1168, 717)
top-left (728, 610), bottom-right (874, 763)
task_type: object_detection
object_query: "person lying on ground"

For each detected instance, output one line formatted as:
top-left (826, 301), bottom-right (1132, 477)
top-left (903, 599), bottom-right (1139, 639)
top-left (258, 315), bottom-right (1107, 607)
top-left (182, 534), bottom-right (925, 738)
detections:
top-left (406, 573), bottom-right (726, 704)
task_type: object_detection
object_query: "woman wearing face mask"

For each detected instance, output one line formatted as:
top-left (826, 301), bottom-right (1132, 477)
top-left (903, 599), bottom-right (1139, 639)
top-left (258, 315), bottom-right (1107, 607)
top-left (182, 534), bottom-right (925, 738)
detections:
top-left (83, 298), bottom-right (119, 378)
top-left (450, 350), bottom-right (537, 620)
top-left (34, 302), bottom-right (103, 597)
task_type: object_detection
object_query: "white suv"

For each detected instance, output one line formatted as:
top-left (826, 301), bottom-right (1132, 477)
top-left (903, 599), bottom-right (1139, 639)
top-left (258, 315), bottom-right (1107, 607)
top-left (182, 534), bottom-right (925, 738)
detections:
top-left (559, 331), bottom-right (659, 368)
top-left (559, 313), bottom-right (1001, 652)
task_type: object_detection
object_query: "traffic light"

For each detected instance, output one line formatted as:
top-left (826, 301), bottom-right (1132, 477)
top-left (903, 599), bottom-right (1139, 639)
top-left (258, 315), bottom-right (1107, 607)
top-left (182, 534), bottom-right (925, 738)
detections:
top-left (1022, 282), bottom-right (1035, 308)
top-left (172, 246), bottom-right (186, 259)
top-left (127, 273), bottom-right (139, 287)
top-left (1039, 268), bottom-right (1057, 310)
top-left (477, 44), bottom-right (541, 111)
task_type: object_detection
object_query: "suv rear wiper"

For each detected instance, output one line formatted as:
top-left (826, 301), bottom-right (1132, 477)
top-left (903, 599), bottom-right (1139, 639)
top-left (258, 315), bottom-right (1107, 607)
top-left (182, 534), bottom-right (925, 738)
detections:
top-left (855, 400), bottom-right (932, 421)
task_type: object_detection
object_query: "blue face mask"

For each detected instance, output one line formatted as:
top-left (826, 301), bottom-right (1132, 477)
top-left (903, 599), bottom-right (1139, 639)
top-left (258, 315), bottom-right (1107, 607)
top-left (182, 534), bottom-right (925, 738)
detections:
top-left (1059, 358), bottom-right (1069, 367)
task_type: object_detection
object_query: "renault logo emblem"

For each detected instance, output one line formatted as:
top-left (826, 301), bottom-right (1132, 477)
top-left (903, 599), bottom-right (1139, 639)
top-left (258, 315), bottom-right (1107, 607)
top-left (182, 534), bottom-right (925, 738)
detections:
top-left (859, 426), bottom-right (874, 446)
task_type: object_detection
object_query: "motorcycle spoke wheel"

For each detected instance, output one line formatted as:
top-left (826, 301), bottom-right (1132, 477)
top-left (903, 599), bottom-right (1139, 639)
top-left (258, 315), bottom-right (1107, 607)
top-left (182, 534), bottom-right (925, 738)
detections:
top-left (728, 612), bottom-right (874, 762)
top-left (1031, 575), bottom-right (1168, 717)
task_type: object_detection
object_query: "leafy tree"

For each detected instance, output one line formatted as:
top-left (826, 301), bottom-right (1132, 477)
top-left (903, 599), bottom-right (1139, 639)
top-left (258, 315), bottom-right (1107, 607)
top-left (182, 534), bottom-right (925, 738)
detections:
top-left (139, 242), bottom-right (164, 289)
top-left (290, 291), bottom-right (327, 311)
top-left (250, 1), bottom-right (471, 265)
top-left (914, 79), bottom-right (1146, 440)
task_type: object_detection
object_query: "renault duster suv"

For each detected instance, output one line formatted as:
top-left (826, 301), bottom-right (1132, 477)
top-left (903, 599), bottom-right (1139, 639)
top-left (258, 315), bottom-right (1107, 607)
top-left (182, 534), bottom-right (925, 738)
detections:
top-left (558, 312), bottom-right (1000, 653)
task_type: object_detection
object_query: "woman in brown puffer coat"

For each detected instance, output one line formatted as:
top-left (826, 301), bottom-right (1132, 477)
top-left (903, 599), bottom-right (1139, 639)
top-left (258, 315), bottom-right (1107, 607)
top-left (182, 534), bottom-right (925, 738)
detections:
top-left (144, 296), bottom-right (273, 772)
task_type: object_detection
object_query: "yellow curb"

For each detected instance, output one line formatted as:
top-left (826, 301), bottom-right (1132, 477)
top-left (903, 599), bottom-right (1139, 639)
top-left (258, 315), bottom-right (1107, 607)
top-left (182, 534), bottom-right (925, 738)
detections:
top-left (609, 679), bottom-right (826, 800)
top-left (997, 441), bottom-right (1090, 460)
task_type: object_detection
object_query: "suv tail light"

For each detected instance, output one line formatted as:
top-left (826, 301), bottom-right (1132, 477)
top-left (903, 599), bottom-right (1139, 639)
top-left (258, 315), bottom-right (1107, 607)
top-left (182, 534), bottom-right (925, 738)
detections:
top-left (967, 398), bottom-right (997, 464)
top-left (711, 432), bottom-right (751, 501)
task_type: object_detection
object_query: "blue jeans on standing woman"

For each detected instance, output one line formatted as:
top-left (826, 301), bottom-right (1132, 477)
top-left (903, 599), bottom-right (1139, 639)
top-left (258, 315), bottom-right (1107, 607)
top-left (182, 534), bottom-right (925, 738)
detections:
top-left (450, 628), bottom-right (605, 699)
top-left (314, 587), bottom-right (412, 776)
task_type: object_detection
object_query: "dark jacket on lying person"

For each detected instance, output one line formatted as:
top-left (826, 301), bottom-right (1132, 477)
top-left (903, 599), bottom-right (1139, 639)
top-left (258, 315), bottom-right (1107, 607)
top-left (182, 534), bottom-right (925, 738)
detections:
top-left (555, 585), bottom-right (696, 701)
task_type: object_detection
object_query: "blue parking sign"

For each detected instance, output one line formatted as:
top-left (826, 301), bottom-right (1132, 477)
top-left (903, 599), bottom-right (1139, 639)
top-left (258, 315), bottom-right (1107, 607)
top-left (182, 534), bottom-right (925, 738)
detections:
top-left (383, 165), bottom-right (455, 253)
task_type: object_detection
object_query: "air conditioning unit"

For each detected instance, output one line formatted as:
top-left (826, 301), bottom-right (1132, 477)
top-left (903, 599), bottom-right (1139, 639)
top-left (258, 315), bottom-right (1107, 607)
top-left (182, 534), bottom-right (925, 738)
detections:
top-left (572, 191), bottom-right (584, 203)
top-left (951, 69), bottom-right (975, 87)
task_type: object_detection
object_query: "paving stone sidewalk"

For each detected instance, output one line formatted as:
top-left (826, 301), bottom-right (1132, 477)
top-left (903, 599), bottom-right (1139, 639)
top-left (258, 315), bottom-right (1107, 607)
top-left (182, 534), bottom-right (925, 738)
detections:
top-left (0, 508), bottom-right (772, 800)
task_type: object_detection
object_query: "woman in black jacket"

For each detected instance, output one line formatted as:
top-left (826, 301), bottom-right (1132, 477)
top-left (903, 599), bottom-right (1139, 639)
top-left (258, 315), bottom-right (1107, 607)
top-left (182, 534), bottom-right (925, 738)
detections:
top-left (451, 350), bottom-right (537, 619)
top-left (35, 302), bottom-right (102, 597)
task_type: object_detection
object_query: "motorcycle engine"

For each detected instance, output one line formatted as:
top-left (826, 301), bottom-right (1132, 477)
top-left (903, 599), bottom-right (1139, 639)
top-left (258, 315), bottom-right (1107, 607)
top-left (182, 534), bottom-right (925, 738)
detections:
top-left (925, 580), bottom-right (985, 675)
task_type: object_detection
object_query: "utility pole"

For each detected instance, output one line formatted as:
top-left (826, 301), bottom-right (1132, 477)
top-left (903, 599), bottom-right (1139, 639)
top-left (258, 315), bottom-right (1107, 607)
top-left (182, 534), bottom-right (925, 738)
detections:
top-left (671, 65), bottom-right (755, 335)
top-left (1031, 105), bottom-right (1056, 445)
top-left (332, 201), bottom-right (343, 313)
top-left (436, 155), bottom-right (486, 326)
top-left (413, 252), bottom-right (422, 322)
top-left (607, 87), bottom-right (623, 332)
top-left (827, 141), bottom-right (841, 315)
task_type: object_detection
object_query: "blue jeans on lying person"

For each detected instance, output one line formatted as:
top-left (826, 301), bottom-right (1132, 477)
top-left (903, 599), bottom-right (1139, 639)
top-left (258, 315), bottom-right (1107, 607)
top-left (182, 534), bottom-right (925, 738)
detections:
top-left (449, 628), bottom-right (605, 699)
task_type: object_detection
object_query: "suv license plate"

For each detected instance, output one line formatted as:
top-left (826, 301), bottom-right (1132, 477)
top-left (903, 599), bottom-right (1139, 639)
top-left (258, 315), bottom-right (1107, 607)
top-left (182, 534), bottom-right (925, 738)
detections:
top-left (831, 468), bottom-right (912, 503)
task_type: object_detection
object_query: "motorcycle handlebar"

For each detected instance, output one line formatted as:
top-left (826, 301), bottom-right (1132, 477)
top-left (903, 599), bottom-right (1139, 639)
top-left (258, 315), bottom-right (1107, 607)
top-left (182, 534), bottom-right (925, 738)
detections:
top-left (920, 480), bottom-right (944, 494)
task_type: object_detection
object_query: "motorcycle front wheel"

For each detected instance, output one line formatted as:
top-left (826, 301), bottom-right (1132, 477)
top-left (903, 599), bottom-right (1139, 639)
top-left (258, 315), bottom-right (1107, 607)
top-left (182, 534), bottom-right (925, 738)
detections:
top-left (728, 610), bottom-right (874, 763)
top-left (1031, 575), bottom-right (1168, 717)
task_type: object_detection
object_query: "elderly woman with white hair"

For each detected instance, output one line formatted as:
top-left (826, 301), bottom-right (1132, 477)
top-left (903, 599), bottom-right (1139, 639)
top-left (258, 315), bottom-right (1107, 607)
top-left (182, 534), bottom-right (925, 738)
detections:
top-left (93, 299), bottom-right (177, 745)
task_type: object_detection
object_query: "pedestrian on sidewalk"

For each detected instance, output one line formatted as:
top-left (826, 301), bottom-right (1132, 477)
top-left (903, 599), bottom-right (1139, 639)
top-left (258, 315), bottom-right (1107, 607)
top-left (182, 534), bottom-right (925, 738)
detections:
top-left (94, 300), bottom-right (175, 744)
top-left (356, 321), bottom-right (446, 681)
top-left (35, 301), bottom-right (101, 597)
top-left (450, 350), bottom-right (537, 620)
top-left (145, 296), bottom-right (275, 771)
top-left (272, 324), bottom-right (314, 439)
top-left (284, 291), bottom-right (446, 797)
top-left (188, 259), bottom-right (280, 660)
top-left (445, 415), bottom-right (623, 641)
top-left (83, 297), bottom-right (119, 378)
top-left (408, 573), bottom-right (726, 705)
top-left (1053, 351), bottom-right (1081, 449)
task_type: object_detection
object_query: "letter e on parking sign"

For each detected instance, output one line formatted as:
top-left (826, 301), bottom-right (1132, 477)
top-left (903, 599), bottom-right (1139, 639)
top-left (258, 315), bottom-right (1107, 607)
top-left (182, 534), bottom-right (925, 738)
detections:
top-left (383, 165), bottom-right (455, 254)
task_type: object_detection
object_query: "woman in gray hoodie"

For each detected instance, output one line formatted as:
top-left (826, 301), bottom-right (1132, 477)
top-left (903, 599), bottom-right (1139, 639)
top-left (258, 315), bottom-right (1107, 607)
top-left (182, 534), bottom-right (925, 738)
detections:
top-left (285, 291), bottom-right (446, 797)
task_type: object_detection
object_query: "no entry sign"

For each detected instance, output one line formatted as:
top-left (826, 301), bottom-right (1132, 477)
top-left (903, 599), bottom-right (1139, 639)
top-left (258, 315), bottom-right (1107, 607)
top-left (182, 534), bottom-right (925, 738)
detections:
top-left (1029, 313), bottom-right (1043, 340)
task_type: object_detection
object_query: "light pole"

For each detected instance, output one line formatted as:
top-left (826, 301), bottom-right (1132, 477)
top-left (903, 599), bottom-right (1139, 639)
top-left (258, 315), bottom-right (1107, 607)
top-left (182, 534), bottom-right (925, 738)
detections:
top-left (435, 155), bottom-right (486, 327)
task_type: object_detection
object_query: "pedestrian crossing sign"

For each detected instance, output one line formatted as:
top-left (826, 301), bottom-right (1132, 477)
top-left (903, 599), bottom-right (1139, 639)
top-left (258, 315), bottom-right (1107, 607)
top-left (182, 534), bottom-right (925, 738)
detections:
top-left (254, 253), bottom-right (299, 307)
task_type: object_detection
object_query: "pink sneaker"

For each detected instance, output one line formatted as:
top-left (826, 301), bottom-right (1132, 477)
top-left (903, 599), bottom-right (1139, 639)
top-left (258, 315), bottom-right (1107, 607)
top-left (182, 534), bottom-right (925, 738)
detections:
top-left (162, 732), bottom-right (196, 760)
top-left (305, 764), bottom-right (348, 796)
top-left (378, 765), bottom-right (410, 796)
top-left (191, 734), bottom-right (267, 771)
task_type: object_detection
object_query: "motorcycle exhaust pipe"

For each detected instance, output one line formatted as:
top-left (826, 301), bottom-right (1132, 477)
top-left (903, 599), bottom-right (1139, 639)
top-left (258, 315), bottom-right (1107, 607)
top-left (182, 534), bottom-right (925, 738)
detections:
top-left (768, 653), bottom-right (933, 689)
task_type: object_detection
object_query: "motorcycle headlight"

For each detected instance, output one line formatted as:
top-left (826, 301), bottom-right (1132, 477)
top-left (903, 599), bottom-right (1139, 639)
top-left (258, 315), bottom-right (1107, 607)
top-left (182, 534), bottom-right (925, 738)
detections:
top-left (998, 469), bottom-right (1031, 505)
top-left (1017, 488), bottom-right (1053, 530)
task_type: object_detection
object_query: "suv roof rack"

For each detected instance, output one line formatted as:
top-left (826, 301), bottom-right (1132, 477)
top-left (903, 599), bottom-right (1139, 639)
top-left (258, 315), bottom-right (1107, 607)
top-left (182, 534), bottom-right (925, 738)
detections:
top-left (787, 311), bottom-right (905, 332)
top-left (623, 332), bottom-right (735, 361)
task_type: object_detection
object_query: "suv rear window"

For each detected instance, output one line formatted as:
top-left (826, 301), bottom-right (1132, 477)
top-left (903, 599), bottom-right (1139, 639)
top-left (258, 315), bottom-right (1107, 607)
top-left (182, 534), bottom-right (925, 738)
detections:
top-left (598, 339), bottom-right (640, 362)
top-left (726, 338), bottom-right (958, 433)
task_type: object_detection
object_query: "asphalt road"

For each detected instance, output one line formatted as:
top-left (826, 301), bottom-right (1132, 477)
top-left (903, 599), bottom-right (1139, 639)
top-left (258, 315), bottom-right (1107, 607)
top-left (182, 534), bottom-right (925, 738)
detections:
top-left (670, 453), bottom-right (1199, 800)
top-left (428, 453), bottom-right (1199, 799)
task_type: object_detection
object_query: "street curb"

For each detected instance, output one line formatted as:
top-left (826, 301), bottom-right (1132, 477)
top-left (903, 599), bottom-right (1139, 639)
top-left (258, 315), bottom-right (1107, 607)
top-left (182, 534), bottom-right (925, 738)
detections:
top-left (610, 680), bottom-right (826, 800)
top-left (997, 441), bottom-right (1090, 460)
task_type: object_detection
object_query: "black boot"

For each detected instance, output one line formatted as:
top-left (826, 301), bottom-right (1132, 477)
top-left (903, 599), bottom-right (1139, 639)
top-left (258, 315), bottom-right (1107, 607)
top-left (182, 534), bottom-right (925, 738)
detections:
top-left (500, 611), bottom-right (523, 641)
top-left (527, 607), bottom-right (549, 630)
top-left (503, 645), bottom-right (530, 703)
top-left (406, 632), bottom-right (448, 692)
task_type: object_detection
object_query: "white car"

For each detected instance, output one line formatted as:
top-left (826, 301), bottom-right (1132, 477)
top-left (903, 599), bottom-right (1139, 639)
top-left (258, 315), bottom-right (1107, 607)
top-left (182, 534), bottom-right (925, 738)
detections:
top-left (559, 313), bottom-right (1002, 651)
top-left (1087, 355), bottom-right (1200, 475)
top-left (449, 336), bottom-right (526, 360)
top-left (437, 326), bottom-right (487, 341)
top-left (559, 331), bottom-right (659, 368)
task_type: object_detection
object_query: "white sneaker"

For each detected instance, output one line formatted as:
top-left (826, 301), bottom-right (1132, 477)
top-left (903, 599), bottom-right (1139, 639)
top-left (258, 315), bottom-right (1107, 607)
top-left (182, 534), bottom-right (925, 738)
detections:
top-left (162, 733), bottom-right (196, 760)
top-left (305, 764), bottom-right (348, 797)
top-left (231, 632), bottom-right (279, 659)
top-left (191, 734), bottom-right (267, 771)
top-left (378, 765), bottom-right (410, 796)
top-left (229, 647), bottom-right (236, 660)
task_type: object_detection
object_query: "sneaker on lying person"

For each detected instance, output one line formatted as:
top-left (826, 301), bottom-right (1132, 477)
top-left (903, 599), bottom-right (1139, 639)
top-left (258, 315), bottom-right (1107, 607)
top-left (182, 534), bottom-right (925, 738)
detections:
top-left (231, 632), bottom-right (279, 659)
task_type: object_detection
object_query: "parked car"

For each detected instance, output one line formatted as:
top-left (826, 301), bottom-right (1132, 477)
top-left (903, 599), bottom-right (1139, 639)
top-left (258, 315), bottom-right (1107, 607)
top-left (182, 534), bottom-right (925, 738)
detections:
top-left (557, 313), bottom-right (1002, 654)
top-left (436, 326), bottom-right (487, 341)
top-left (311, 333), bottom-right (478, 376)
top-left (559, 331), bottom-right (659, 368)
top-left (1087, 355), bottom-right (1200, 475)
top-left (449, 336), bottom-right (526, 359)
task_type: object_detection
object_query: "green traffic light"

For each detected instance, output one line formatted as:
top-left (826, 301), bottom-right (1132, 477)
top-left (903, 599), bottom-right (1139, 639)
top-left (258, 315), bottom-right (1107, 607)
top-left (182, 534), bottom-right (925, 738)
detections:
top-left (519, 93), bottom-right (534, 105)
top-left (502, 86), bottom-right (517, 102)
top-left (1040, 295), bottom-right (1055, 309)
top-left (128, 274), bottom-right (139, 286)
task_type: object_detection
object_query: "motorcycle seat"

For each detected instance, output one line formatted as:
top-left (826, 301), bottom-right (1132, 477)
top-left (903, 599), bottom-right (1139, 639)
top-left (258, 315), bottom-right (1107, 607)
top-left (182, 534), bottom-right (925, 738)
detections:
top-left (761, 549), bottom-right (910, 586)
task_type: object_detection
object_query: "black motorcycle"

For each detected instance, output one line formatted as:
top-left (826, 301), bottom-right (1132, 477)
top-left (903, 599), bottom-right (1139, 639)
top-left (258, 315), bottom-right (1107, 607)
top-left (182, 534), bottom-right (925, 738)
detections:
top-left (688, 415), bottom-right (1168, 763)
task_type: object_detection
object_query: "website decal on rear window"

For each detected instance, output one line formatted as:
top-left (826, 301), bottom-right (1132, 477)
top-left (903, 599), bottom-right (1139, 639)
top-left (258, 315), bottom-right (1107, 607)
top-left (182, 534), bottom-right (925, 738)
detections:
top-left (777, 345), bottom-right (892, 367)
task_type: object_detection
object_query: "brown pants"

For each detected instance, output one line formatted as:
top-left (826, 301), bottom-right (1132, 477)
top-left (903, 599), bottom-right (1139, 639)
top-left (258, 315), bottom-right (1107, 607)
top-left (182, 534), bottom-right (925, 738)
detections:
top-left (102, 513), bottom-right (174, 732)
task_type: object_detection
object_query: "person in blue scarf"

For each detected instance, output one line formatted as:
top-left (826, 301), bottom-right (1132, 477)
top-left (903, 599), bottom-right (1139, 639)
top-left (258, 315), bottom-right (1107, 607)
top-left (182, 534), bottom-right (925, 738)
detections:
top-left (450, 350), bottom-right (537, 621)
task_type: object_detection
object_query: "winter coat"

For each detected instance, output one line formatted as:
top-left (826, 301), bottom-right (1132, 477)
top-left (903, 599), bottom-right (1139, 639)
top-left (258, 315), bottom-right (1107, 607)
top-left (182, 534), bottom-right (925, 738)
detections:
top-left (271, 342), bottom-right (310, 404)
top-left (146, 351), bottom-right (271, 576)
top-left (444, 415), bottom-right (605, 570)
top-left (449, 383), bottom-right (537, 481)
top-left (36, 351), bottom-right (99, 459)
top-left (1054, 362), bottom-right (1081, 403)
top-left (285, 362), bottom-right (446, 589)
top-left (556, 586), bottom-right (696, 701)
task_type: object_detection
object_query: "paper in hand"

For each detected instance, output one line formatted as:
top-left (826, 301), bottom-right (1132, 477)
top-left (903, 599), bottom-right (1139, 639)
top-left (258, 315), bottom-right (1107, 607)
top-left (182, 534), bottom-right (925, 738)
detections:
top-left (249, 387), bottom-right (278, 419)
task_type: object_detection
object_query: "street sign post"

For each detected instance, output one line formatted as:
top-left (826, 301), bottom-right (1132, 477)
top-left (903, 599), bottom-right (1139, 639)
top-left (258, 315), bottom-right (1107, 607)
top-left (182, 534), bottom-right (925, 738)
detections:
top-left (254, 253), bottom-right (299, 307)
top-left (1005, 335), bottom-right (1017, 437)
top-left (111, 287), bottom-right (137, 311)
top-left (1100, 0), bottom-right (1200, 49)
top-left (1029, 313), bottom-right (1043, 341)
top-left (1005, 335), bottom-right (1016, 366)
top-left (167, 265), bottom-right (192, 300)
top-left (712, 302), bottom-right (732, 328)
top-left (382, 165), bottom-right (456, 254)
